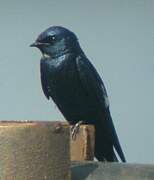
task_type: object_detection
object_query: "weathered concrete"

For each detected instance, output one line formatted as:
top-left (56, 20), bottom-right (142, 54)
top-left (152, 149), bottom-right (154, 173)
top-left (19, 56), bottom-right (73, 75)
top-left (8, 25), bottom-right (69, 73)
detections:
top-left (71, 125), bottom-right (95, 161)
top-left (71, 161), bottom-right (154, 180)
top-left (0, 121), bottom-right (70, 180)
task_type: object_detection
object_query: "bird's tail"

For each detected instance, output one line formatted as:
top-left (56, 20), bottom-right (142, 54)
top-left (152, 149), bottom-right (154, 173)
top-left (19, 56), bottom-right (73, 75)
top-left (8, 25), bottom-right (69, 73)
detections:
top-left (107, 113), bottom-right (126, 162)
top-left (94, 111), bottom-right (126, 162)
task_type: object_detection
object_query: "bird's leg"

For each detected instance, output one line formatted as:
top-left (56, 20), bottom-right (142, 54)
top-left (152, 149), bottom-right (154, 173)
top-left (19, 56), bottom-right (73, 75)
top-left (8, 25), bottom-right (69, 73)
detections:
top-left (71, 121), bottom-right (83, 140)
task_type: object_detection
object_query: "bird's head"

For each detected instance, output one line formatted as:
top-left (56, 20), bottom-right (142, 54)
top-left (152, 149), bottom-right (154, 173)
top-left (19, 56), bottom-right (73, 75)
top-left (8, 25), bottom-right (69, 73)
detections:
top-left (30, 26), bottom-right (79, 58)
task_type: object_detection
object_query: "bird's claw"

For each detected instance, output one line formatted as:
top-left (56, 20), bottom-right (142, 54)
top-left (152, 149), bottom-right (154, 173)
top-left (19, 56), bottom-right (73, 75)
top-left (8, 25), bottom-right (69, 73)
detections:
top-left (71, 121), bottom-right (83, 140)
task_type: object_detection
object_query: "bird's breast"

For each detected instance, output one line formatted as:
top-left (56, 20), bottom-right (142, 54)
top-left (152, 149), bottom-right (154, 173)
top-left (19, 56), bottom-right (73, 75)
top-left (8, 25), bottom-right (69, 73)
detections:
top-left (44, 56), bottom-right (97, 122)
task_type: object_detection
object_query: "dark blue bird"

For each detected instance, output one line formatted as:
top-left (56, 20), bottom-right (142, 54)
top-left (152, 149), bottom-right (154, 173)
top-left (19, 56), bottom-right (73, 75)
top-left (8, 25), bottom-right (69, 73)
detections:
top-left (31, 26), bottom-right (126, 162)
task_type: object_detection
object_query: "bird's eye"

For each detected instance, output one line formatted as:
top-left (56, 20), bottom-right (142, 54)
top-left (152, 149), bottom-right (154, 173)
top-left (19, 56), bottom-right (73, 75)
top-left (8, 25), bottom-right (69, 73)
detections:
top-left (42, 35), bottom-right (56, 43)
top-left (48, 35), bottom-right (56, 41)
top-left (51, 36), bottom-right (56, 40)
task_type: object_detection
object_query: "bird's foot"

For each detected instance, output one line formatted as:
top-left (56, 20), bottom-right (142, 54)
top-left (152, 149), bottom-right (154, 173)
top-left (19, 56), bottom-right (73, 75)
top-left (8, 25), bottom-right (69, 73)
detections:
top-left (71, 121), bottom-right (83, 140)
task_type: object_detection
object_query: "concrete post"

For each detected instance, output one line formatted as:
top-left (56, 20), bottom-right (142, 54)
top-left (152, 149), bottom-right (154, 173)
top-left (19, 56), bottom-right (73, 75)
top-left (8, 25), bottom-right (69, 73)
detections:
top-left (0, 121), bottom-right (70, 180)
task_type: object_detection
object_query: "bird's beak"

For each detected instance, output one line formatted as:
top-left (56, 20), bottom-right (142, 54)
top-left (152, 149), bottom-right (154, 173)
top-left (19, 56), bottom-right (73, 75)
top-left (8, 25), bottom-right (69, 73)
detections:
top-left (30, 42), bottom-right (41, 47)
top-left (30, 42), bottom-right (50, 47)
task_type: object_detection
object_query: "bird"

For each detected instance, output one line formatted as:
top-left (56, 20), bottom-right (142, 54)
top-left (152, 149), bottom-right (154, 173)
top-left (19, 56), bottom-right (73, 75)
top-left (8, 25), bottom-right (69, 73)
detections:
top-left (30, 26), bottom-right (126, 162)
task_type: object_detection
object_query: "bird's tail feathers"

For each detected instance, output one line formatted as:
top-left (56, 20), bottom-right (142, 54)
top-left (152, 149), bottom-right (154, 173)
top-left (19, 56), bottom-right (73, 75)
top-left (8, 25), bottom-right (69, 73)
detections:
top-left (108, 114), bottom-right (126, 162)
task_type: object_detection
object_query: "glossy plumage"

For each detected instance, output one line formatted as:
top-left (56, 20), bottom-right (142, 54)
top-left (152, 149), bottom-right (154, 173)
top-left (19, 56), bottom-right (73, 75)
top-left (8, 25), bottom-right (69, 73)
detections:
top-left (31, 26), bottom-right (126, 162)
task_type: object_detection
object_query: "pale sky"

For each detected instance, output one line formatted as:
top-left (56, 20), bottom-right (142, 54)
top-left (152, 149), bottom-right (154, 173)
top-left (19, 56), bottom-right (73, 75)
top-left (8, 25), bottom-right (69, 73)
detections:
top-left (0, 0), bottom-right (153, 163)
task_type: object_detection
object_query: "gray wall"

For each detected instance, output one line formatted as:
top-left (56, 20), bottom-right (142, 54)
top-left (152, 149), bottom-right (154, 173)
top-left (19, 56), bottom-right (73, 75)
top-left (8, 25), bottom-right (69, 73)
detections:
top-left (0, 0), bottom-right (153, 164)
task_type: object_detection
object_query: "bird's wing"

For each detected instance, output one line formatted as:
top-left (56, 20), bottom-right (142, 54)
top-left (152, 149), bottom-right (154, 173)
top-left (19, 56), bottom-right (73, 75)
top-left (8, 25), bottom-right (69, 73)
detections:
top-left (76, 55), bottom-right (126, 162)
top-left (40, 59), bottom-right (50, 99)
top-left (76, 55), bottom-right (109, 109)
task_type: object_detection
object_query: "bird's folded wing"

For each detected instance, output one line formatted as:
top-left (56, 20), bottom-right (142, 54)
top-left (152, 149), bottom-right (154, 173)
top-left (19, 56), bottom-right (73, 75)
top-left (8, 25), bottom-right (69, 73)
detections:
top-left (76, 55), bottom-right (126, 162)
top-left (76, 55), bottom-right (109, 109)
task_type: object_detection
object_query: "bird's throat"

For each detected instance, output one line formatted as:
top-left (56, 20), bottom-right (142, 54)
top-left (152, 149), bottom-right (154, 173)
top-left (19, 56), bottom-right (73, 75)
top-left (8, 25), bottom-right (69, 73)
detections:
top-left (42, 53), bottom-right (51, 59)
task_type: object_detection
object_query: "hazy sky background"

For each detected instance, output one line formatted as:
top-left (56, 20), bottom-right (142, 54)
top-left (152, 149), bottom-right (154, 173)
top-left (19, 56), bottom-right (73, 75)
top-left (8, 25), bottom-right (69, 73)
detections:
top-left (0, 0), bottom-right (153, 163)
